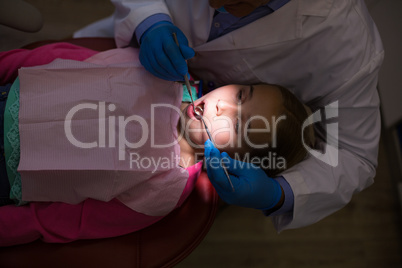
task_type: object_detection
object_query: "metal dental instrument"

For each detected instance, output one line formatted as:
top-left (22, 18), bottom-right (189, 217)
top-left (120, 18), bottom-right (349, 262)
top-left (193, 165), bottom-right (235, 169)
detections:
top-left (197, 109), bottom-right (235, 192)
top-left (172, 33), bottom-right (197, 115)
top-left (173, 32), bottom-right (235, 192)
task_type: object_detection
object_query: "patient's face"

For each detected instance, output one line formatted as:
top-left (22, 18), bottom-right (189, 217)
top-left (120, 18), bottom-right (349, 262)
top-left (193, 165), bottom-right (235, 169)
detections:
top-left (179, 84), bottom-right (283, 156)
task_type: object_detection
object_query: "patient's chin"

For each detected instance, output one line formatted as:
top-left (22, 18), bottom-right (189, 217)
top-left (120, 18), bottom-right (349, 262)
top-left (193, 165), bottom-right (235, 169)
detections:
top-left (189, 137), bottom-right (207, 153)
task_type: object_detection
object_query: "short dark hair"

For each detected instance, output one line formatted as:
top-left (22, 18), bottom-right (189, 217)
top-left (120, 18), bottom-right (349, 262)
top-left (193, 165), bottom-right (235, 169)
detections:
top-left (245, 84), bottom-right (315, 177)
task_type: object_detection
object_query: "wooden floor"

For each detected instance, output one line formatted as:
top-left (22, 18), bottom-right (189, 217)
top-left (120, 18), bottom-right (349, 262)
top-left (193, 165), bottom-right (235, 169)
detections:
top-left (1, 0), bottom-right (401, 267)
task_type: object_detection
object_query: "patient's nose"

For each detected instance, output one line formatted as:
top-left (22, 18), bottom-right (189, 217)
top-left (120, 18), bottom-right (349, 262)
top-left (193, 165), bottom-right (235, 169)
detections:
top-left (216, 100), bottom-right (237, 116)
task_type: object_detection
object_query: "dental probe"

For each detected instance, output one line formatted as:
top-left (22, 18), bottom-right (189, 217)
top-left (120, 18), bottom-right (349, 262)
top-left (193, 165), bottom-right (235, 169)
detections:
top-left (172, 33), bottom-right (235, 192)
top-left (196, 107), bottom-right (235, 192)
top-left (172, 33), bottom-right (197, 114)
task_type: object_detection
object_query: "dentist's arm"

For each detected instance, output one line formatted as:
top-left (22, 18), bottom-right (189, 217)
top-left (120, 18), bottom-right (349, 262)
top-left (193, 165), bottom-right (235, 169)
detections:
top-left (111, 0), bottom-right (171, 47)
top-left (111, 0), bottom-right (194, 81)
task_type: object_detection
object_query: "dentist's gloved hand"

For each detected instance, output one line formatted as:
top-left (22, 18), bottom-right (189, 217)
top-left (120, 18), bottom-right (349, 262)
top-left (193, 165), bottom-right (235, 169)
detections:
top-left (204, 140), bottom-right (283, 210)
top-left (139, 21), bottom-right (195, 81)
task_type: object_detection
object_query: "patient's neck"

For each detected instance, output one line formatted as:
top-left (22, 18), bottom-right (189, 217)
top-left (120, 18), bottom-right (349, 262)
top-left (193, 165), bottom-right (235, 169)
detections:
top-left (178, 136), bottom-right (196, 168)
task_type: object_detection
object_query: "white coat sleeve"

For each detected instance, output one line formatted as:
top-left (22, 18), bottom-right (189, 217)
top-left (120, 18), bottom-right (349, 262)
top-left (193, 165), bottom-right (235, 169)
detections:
top-left (110, 0), bottom-right (171, 47)
top-left (272, 50), bottom-right (384, 232)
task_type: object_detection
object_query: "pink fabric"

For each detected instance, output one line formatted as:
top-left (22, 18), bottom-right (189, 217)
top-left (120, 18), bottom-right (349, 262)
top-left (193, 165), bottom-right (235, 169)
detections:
top-left (0, 44), bottom-right (203, 246)
top-left (83, 47), bottom-right (134, 65)
top-left (18, 50), bottom-right (186, 216)
top-left (0, 162), bottom-right (203, 246)
top-left (0, 43), bottom-right (98, 85)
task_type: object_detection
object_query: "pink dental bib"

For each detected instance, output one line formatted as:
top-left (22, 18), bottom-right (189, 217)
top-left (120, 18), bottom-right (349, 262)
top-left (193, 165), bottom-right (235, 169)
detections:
top-left (17, 48), bottom-right (187, 216)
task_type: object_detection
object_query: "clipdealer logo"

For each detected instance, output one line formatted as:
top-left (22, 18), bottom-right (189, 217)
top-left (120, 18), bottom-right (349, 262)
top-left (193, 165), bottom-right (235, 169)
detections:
top-left (302, 101), bottom-right (339, 167)
top-left (63, 100), bottom-right (339, 169)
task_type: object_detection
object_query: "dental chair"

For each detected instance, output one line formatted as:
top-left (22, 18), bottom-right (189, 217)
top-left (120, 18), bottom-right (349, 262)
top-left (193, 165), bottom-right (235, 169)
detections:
top-left (0, 38), bottom-right (219, 268)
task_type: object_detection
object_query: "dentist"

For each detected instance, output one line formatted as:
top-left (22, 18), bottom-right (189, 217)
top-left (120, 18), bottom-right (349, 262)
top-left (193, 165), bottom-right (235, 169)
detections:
top-left (75, 0), bottom-right (384, 231)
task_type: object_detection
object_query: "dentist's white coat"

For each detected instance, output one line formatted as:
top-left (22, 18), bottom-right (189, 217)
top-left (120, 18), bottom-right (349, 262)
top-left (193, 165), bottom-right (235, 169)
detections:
top-left (75, 0), bottom-right (384, 231)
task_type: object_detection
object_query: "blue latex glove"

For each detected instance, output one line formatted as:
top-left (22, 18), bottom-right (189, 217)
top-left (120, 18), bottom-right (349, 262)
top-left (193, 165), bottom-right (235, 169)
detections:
top-left (204, 140), bottom-right (283, 210)
top-left (139, 21), bottom-right (195, 81)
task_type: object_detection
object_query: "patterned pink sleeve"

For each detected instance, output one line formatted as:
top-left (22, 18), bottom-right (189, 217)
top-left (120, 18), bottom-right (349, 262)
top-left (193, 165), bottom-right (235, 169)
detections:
top-left (0, 42), bottom-right (98, 85)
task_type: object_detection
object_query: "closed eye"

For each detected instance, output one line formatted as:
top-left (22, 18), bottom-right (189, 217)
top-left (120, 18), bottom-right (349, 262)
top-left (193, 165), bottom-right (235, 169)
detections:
top-left (234, 85), bottom-right (253, 134)
top-left (236, 88), bottom-right (244, 104)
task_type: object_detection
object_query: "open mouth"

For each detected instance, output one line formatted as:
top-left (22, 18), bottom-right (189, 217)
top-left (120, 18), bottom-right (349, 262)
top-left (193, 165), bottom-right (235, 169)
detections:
top-left (187, 102), bottom-right (205, 120)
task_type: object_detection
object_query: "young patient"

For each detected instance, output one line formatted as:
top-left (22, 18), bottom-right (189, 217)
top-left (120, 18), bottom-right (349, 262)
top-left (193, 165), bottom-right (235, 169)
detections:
top-left (2, 81), bottom-right (312, 206)
top-left (0, 46), bottom-right (313, 246)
